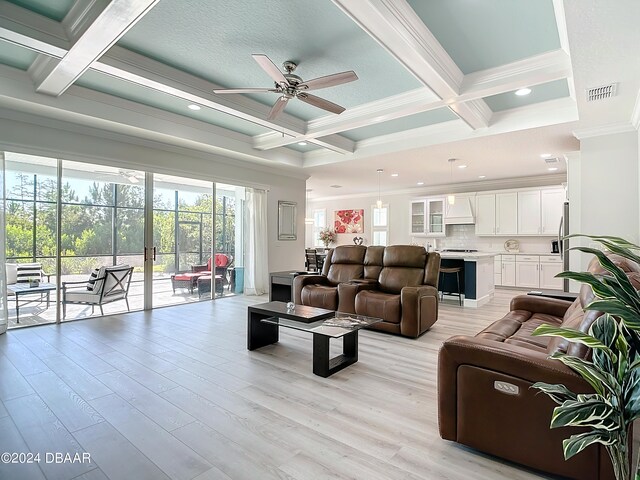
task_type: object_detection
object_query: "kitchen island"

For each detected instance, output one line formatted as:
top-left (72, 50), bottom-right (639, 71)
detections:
top-left (437, 250), bottom-right (497, 307)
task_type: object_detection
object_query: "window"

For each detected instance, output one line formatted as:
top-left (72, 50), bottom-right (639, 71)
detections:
top-left (372, 205), bottom-right (389, 246)
top-left (312, 208), bottom-right (326, 247)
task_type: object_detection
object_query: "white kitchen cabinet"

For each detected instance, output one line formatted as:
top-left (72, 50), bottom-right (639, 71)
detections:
top-left (540, 257), bottom-right (563, 290)
top-left (426, 197), bottom-right (446, 237)
top-left (495, 193), bottom-right (518, 235)
top-left (494, 256), bottom-right (502, 286)
top-left (541, 188), bottom-right (565, 235)
top-left (475, 194), bottom-right (496, 235)
top-left (515, 256), bottom-right (540, 288)
top-left (517, 191), bottom-right (542, 234)
top-left (501, 257), bottom-right (516, 286)
top-left (410, 200), bottom-right (426, 235)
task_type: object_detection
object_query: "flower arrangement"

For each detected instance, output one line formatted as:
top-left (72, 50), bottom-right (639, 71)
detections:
top-left (318, 228), bottom-right (336, 247)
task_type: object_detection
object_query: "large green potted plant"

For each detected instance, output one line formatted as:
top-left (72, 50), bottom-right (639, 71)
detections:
top-left (531, 235), bottom-right (640, 480)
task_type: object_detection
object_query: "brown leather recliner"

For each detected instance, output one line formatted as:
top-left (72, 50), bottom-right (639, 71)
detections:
top-left (438, 254), bottom-right (640, 480)
top-left (294, 245), bottom-right (367, 310)
top-left (294, 245), bottom-right (441, 338)
top-left (353, 245), bottom-right (440, 338)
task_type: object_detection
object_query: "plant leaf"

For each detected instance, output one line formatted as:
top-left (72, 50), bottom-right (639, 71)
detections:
top-left (590, 315), bottom-right (618, 373)
top-left (564, 234), bottom-right (640, 250)
top-left (562, 430), bottom-right (616, 460)
top-left (555, 271), bottom-right (617, 299)
top-left (551, 354), bottom-right (619, 396)
top-left (532, 382), bottom-right (578, 405)
top-left (586, 300), bottom-right (640, 330)
top-left (551, 396), bottom-right (617, 431)
top-left (533, 324), bottom-right (613, 355)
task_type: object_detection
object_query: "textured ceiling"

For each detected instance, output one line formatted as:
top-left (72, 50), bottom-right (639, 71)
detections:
top-left (407, 0), bottom-right (561, 74)
top-left (117, 0), bottom-right (422, 120)
top-left (5, 0), bottom-right (74, 21)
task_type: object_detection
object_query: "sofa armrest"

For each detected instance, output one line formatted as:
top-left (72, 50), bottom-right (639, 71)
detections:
top-left (400, 285), bottom-right (439, 337)
top-left (293, 274), bottom-right (330, 304)
top-left (437, 335), bottom-right (587, 441)
top-left (510, 294), bottom-right (574, 318)
top-left (338, 281), bottom-right (379, 313)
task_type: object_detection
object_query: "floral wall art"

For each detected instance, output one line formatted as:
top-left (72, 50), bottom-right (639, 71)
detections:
top-left (334, 209), bottom-right (364, 234)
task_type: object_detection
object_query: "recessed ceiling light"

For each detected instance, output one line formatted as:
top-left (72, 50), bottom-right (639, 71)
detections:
top-left (515, 88), bottom-right (531, 96)
top-left (188, 104), bottom-right (201, 110)
top-left (298, 141), bottom-right (308, 146)
top-left (540, 153), bottom-right (552, 158)
top-left (548, 167), bottom-right (559, 171)
top-left (391, 173), bottom-right (399, 177)
top-left (417, 181), bottom-right (425, 186)
top-left (478, 175), bottom-right (486, 179)
top-left (330, 184), bottom-right (342, 188)
top-left (457, 164), bottom-right (468, 169)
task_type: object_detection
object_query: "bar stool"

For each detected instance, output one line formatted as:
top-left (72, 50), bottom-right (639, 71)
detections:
top-left (440, 267), bottom-right (463, 306)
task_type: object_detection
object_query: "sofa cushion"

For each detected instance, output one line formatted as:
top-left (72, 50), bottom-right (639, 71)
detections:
top-left (301, 285), bottom-right (338, 311)
top-left (476, 310), bottom-right (562, 353)
top-left (378, 246), bottom-right (427, 293)
top-left (5, 263), bottom-right (17, 285)
top-left (355, 290), bottom-right (401, 324)
top-left (363, 246), bottom-right (384, 280)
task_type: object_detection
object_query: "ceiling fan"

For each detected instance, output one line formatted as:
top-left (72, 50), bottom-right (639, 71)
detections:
top-left (213, 54), bottom-right (358, 120)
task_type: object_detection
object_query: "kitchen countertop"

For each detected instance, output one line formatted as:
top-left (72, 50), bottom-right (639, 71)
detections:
top-left (436, 251), bottom-right (560, 260)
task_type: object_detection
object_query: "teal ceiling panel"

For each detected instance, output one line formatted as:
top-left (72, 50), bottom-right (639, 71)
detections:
top-left (342, 108), bottom-right (458, 142)
top-left (484, 79), bottom-right (569, 112)
top-left (0, 39), bottom-right (38, 70)
top-left (407, 0), bottom-right (561, 74)
top-left (76, 70), bottom-right (272, 137)
top-left (6, 0), bottom-right (75, 21)
top-left (117, 0), bottom-right (422, 121)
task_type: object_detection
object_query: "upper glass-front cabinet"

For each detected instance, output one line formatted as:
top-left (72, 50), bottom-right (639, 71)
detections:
top-left (427, 198), bottom-right (445, 236)
top-left (410, 200), bottom-right (425, 234)
top-left (410, 198), bottom-right (445, 237)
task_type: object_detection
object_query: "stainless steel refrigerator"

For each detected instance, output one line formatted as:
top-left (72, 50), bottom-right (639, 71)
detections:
top-left (559, 201), bottom-right (570, 292)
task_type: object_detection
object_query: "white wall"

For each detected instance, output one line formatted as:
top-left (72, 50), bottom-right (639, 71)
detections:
top-left (0, 113), bottom-right (308, 274)
top-left (569, 130), bottom-right (639, 271)
top-left (310, 188), bottom-right (559, 254)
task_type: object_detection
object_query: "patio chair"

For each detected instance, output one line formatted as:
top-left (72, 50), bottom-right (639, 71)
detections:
top-left (62, 265), bottom-right (133, 318)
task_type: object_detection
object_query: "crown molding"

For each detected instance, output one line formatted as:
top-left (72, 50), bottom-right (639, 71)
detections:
top-left (573, 122), bottom-right (637, 140)
top-left (310, 174), bottom-right (567, 202)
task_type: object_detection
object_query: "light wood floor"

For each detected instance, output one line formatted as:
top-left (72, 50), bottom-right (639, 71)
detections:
top-left (0, 289), bottom-right (559, 480)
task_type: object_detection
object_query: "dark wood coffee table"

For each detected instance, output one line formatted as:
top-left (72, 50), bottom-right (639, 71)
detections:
top-left (247, 301), bottom-right (381, 377)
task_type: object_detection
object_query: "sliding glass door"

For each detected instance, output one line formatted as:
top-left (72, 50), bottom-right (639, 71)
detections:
top-left (2, 151), bottom-right (247, 328)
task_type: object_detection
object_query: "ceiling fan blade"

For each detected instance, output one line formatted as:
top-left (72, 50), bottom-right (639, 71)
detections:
top-left (252, 54), bottom-right (288, 85)
top-left (213, 88), bottom-right (278, 94)
top-left (267, 96), bottom-right (290, 120)
top-left (297, 93), bottom-right (345, 115)
top-left (301, 71), bottom-right (358, 91)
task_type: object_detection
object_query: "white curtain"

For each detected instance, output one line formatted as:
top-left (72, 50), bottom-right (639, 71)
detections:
top-left (0, 152), bottom-right (7, 334)
top-left (244, 188), bottom-right (269, 296)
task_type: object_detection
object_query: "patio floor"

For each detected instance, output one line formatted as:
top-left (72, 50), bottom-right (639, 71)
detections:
top-left (6, 274), bottom-right (236, 329)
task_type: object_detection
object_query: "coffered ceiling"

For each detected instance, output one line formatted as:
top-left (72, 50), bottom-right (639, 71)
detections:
top-left (0, 0), bottom-right (636, 196)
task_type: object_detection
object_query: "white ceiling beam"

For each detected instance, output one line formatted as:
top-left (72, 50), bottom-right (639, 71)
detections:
top-left (31, 0), bottom-right (160, 96)
top-left (304, 97), bottom-right (579, 168)
top-left (0, 2), bottom-right (354, 153)
top-left (0, 65), bottom-right (303, 167)
top-left (331, 0), bottom-right (492, 129)
top-left (254, 49), bottom-right (571, 150)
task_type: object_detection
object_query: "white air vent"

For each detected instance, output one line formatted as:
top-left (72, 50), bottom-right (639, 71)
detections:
top-left (586, 83), bottom-right (617, 102)
top-left (544, 157), bottom-right (560, 165)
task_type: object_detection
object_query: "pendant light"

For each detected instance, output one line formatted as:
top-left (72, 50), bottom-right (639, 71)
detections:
top-left (376, 169), bottom-right (383, 208)
top-left (305, 189), bottom-right (314, 224)
top-left (447, 159), bottom-right (456, 205)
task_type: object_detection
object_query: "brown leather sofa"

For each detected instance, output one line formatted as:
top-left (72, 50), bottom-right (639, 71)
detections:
top-left (294, 245), bottom-right (441, 338)
top-left (438, 254), bottom-right (640, 480)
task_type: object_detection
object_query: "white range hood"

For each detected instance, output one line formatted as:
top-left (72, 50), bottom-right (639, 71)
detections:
top-left (444, 196), bottom-right (475, 225)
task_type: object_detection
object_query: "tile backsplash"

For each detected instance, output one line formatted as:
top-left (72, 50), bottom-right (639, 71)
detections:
top-left (413, 224), bottom-right (557, 254)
